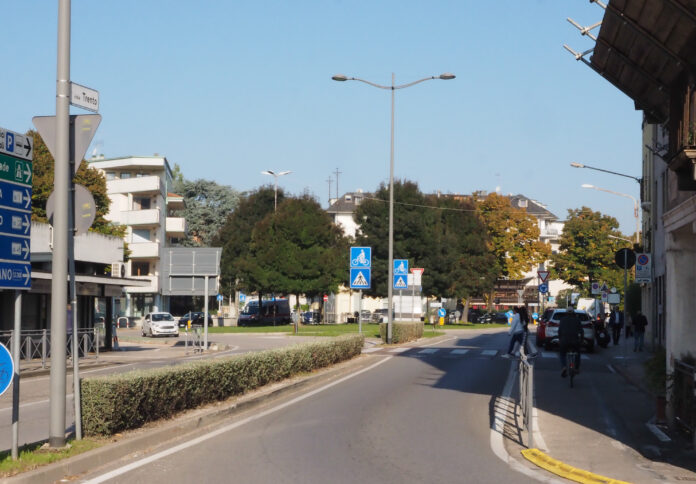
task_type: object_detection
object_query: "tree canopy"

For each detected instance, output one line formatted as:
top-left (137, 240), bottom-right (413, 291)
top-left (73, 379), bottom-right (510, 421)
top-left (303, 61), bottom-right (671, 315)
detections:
top-left (173, 178), bottom-right (239, 247)
top-left (551, 206), bottom-right (628, 295)
top-left (476, 192), bottom-right (550, 280)
top-left (237, 195), bottom-right (348, 297)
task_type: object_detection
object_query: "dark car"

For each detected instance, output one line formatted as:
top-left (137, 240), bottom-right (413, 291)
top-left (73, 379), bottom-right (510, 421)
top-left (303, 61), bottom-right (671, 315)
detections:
top-left (178, 311), bottom-right (213, 328)
top-left (477, 311), bottom-right (510, 324)
top-left (239, 300), bottom-right (292, 326)
top-left (303, 311), bottom-right (322, 324)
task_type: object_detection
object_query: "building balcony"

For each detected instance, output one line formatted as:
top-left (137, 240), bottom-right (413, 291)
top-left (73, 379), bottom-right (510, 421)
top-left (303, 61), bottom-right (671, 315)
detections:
top-left (124, 275), bottom-right (159, 293)
top-left (129, 242), bottom-right (159, 259)
top-left (166, 217), bottom-right (186, 237)
top-left (122, 209), bottom-right (160, 227)
top-left (107, 175), bottom-right (162, 195)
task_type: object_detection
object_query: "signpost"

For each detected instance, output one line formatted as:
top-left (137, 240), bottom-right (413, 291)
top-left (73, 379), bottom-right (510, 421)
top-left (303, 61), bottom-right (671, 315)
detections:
top-left (350, 247), bottom-right (371, 333)
top-left (0, 128), bottom-right (33, 161)
top-left (635, 253), bottom-right (652, 283)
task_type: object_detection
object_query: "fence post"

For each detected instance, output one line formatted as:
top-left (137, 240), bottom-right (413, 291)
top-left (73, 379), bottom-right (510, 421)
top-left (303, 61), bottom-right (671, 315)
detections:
top-left (42, 329), bottom-right (47, 368)
top-left (94, 328), bottom-right (99, 359)
top-left (24, 336), bottom-right (31, 363)
top-left (527, 360), bottom-right (534, 448)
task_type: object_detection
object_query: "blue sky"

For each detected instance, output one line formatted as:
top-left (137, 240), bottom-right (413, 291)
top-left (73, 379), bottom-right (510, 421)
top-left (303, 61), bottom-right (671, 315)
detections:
top-left (2, 1), bottom-right (642, 235)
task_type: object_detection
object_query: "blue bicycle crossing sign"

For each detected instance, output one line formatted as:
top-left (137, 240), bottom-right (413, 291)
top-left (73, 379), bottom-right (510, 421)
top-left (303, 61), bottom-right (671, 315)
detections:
top-left (350, 247), bottom-right (371, 268)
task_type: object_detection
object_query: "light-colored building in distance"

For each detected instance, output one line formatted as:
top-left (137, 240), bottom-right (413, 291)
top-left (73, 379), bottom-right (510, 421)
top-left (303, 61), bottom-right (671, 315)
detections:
top-left (87, 155), bottom-right (186, 317)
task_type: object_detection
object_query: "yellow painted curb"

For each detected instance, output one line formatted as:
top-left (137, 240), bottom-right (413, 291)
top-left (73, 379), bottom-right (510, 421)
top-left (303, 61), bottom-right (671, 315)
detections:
top-left (521, 448), bottom-right (633, 484)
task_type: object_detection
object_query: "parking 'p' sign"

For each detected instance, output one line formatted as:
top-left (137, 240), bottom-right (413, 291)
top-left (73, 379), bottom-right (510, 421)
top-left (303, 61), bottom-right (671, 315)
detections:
top-left (0, 343), bottom-right (14, 397)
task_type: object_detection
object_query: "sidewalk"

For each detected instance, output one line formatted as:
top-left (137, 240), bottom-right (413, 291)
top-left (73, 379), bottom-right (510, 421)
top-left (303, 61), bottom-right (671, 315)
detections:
top-left (510, 335), bottom-right (696, 483)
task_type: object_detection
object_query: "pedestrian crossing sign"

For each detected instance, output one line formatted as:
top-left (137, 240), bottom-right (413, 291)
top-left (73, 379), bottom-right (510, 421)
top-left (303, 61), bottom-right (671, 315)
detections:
top-left (393, 275), bottom-right (407, 289)
top-left (350, 268), bottom-right (371, 289)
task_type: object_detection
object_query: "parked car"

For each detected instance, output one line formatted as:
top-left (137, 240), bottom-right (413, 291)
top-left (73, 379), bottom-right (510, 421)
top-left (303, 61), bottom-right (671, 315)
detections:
top-left (238, 300), bottom-right (292, 326)
top-left (141, 312), bottom-right (179, 337)
top-left (536, 308), bottom-right (595, 352)
top-left (178, 311), bottom-right (213, 328)
top-left (303, 311), bottom-right (322, 324)
top-left (360, 310), bottom-right (372, 323)
top-left (372, 308), bottom-right (390, 323)
top-left (477, 311), bottom-right (509, 324)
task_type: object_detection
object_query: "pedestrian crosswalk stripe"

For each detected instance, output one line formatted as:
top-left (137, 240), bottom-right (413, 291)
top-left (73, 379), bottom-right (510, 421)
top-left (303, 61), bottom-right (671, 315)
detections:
top-left (418, 348), bottom-right (438, 354)
top-left (389, 347), bottom-right (409, 353)
top-left (481, 350), bottom-right (498, 356)
top-left (362, 347), bottom-right (381, 353)
top-left (451, 349), bottom-right (469, 355)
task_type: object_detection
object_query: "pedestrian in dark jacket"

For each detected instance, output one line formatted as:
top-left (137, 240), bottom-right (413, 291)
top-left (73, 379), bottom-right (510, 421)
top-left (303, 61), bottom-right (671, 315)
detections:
top-left (633, 310), bottom-right (648, 351)
top-left (559, 309), bottom-right (583, 377)
top-left (608, 307), bottom-right (624, 345)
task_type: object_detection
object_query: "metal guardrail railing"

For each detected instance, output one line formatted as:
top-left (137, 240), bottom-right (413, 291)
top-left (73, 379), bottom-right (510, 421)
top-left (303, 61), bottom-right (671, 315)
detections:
top-left (518, 333), bottom-right (535, 448)
top-left (673, 359), bottom-right (695, 434)
top-left (184, 325), bottom-right (204, 354)
top-left (0, 328), bottom-right (99, 368)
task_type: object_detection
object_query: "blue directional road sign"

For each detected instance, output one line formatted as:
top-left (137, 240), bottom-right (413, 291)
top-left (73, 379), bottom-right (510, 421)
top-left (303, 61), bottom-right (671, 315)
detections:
top-left (393, 259), bottom-right (408, 275)
top-left (0, 181), bottom-right (31, 211)
top-left (0, 262), bottom-right (31, 289)
top-left (350, 247), bottom-right (371, 268)
top-left (0, 236), bottom-right (30, 262)
top-left (0, 343), bottom-right (13, 397)
top-left (538, 283), bottom-right (549, 294)
top-left (350, 268), bottom-right (371, 289)
top-left (0, 208), bottom-right (30, 237)
top-left (437, 308), bottom-right (446, 318)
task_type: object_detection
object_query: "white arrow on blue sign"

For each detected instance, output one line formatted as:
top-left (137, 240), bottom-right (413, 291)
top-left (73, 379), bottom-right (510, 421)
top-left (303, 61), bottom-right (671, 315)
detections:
top-left (437, 308), bottom-right (446, 318)
top-left (538, 283), bottom-right (548, 294)
top-left (0, 262), bottom-right (31, 289)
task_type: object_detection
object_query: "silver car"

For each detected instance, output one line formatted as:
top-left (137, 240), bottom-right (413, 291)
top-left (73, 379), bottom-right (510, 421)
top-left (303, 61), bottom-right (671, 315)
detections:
top-left (141, 312), bottom-right (179, 337)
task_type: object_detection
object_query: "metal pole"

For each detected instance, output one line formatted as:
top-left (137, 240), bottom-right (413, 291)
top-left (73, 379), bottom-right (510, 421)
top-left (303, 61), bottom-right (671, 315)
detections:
top-left (68, 156), bottom-right (81, 440)
top-left (274, 178), bottom-right (278, 212)
top-left (11, 291), bottom-right (21, 460)
top-left (358, 290), bottom-right (362, 334)
top-left (204, 276), bottom-right (209, 349)
top-left (387, 73), bottom-right (395, 344)
top-left (49, 0), bottom-right (71, 448)
top-left (623, 251), bottom-right (628, 360)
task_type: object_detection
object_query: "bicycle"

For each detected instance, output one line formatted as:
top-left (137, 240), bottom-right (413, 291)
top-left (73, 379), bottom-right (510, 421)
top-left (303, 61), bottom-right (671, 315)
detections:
top-left (567, 351), bottom-right (579, 388)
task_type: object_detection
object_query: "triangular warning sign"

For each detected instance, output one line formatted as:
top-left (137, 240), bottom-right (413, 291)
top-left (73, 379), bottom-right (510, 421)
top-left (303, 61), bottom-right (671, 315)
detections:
top-left (537, 270), bottom-right (549, 283)
top-left (395, 276), bottom-right (407, 288)
top-left (352, 271), bottom-right (368, 287)
top-left (599, 282), bottom-right (609, 292)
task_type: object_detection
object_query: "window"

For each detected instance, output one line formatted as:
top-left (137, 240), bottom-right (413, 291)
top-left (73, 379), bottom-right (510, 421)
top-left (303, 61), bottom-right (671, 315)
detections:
top-left (106, 172), bottom-right (116, 180)
top-left (131, 261), bottom-right (149, 276)
top-left (121, 172), bottom-right (131, 179)
top-left (132, 229), bottom-right (151, 242)
top-left (133, 197), bottom-right (151, 210)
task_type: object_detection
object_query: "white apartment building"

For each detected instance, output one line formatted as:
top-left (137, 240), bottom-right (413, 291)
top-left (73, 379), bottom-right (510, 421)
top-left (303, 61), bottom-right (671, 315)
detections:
top-left (87, 156), bottom-right (186, 317)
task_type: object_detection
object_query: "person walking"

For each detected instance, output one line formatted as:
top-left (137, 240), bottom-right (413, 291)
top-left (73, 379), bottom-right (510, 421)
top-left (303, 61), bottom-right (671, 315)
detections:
top-left (633, 310), bottom-right (648, 352)
top-left (609, 307), bottom-right (624, 345)
top-left (502, 307), bottom-right (524, 358)
top-left (559, 308), bottom-right (583, 377)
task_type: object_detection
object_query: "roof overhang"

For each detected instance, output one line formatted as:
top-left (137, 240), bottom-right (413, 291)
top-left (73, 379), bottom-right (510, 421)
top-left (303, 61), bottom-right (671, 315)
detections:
top-left (590, 0), bottom-right (696, 123)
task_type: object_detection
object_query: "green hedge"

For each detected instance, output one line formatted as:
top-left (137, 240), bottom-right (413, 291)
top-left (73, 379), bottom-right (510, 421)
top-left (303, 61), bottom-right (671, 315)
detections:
top-left (379, 321), bottom-right (424, 344)
top-left (81, 334), bottom-right (364, 436)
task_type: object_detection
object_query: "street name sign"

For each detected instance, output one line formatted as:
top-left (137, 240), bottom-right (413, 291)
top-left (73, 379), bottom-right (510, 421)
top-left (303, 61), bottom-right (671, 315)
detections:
top-left (70, 82), bottom-right (99, 113)
top-left (0, 129), bottom-right (31, 291)
top-left (0, 128), bottom-right (33, 161)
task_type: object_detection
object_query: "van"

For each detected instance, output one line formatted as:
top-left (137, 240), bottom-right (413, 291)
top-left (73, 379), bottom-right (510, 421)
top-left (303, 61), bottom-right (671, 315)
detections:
top-left (238, 299), bottom-right (291, 326)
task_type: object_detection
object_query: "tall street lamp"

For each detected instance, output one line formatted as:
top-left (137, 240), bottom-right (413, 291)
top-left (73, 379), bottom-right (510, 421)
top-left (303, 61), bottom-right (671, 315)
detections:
top-left (332, 72), bottom-right (455, 343)
top-left (581, 184), bottom-right (640, 243)
top-left (570, 162), bottom-right (642, 185)
top-left (261, 170), bottom-right (291, 212)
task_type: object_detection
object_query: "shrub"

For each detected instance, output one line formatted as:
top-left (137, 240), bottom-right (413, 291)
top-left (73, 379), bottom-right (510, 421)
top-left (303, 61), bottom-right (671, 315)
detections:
top-left (81, 334), bottom-right (364, 436)
top-left (379, 321), bottom-right (424, 344)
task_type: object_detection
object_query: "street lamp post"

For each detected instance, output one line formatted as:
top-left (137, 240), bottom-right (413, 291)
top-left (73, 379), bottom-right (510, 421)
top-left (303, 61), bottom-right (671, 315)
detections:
top-left (581, 184), bottom-right (640, 244)
top-left (570, 162), bottom-right (642, 184)
top-left (332, 72), bottom-right (455, 344)
top-left (261, 170), bottom-right (291, 212)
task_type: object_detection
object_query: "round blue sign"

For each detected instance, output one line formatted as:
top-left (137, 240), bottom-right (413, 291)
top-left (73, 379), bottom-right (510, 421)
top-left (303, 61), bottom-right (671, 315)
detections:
top-left (532, 312), bottom-right (539, 320)
top-left (0, 343), bottom-right (14, 397)
top-left (538, 283), bottom-right (549, 294)
top-left (437, 308), bottom-right (446, 317)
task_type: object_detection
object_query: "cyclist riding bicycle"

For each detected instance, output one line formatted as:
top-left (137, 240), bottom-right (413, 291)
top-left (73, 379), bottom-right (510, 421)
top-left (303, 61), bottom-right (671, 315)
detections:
top-left (559, 308), bottom-right (584, 378)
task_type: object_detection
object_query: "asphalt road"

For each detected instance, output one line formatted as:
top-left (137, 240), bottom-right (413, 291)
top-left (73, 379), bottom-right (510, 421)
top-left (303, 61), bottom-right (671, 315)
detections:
top-left (79, 331), bottom-right (537, 484)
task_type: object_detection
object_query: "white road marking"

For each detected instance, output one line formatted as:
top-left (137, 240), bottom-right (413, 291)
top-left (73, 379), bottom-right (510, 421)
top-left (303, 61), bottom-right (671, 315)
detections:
top-left (417, 348), bottom-right (438, 354)
top-left (481, 350), bottom-right (497, 356)
top-left (83, 356), bottom-right (393, 484)
top-left (361, 348), bottom-right (382, 353)
top-left (450, 349), bottom-right (469, 355)
top-left (389, 347), bottom-right (408, 353)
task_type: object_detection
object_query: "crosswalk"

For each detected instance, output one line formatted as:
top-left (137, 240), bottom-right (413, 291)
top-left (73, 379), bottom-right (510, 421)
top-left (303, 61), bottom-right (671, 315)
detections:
top-left (362, 347), bottom-right (590, 360)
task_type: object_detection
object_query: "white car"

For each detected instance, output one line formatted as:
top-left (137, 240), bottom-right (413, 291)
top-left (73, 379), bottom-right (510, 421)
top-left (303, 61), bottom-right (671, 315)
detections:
top-left (141, 312), bottom-right (179, 337)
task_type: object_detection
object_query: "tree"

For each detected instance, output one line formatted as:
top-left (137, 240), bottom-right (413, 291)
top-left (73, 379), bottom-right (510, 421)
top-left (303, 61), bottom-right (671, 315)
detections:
top-left (175, 179), bottom-right (239, 247)
top-left (476, 192), bottom-right (550, 280)
top-left (551, 207), bottom-right (627, 295)
top-left (238, 195), bottom-right (348, 300)
top-left (27, 129), bottom-right (125, 239)
top-left (214, 186), bottom-right (283, 294)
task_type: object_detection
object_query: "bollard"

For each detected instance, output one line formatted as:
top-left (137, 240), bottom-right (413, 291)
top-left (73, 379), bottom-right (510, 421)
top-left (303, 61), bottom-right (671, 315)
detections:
top-left (42, 329), bottom-right (47, 368)
top-left (24, 336), bottom-right (31, 363)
